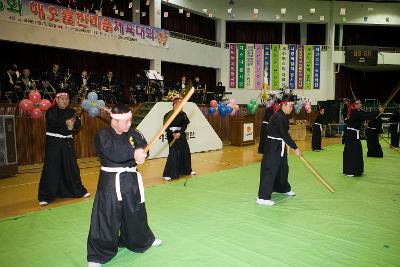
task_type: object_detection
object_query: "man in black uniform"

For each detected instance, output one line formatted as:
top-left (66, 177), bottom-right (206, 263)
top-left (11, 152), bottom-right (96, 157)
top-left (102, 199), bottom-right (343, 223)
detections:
top-left (366, 110), bottom-right (383, 158)
top-left (257, 96), bottom-right (302, 206)
top-left (312, 107), bottom-right (327, 151)
top-left (87, 104), bottom-right (161, 267)
top-left (258, 103), bottom-right (277, 154)
top-left (163, 94), bottom-right (196, 180)
top-left (38, 92), bottom-right (89, 206)
top-left (343, 100), bottom-right (384, 176)
top-left (389, 107), bottom-right (399, 149)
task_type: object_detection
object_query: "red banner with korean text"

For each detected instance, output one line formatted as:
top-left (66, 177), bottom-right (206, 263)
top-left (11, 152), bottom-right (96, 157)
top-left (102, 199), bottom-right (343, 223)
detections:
top-left (0, 0), bottom-right (170, 48)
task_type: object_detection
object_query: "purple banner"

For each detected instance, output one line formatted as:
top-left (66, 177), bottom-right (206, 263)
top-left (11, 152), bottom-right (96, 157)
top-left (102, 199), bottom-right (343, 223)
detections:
top-left (289, 44), bottom-right (296, 89)
top-left (297, 45), bottom-right (304, 89)
top-left (229, 44), bottom-right (237, 88)
top-left (263, 44), bottom-right (271, 87)
top-left (254, 44), bottom-right (263, 89)
top-left (313, 46), bottom-right (321, 89)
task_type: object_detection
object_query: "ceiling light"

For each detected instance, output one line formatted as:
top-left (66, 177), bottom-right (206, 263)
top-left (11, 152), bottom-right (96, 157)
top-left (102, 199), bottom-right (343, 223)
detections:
top-left (281, 8), bottom-right (286, 15)
top-left (310, 8), bottom-right (315, 14)
top-left (340, 8), bottom-right (346, 16)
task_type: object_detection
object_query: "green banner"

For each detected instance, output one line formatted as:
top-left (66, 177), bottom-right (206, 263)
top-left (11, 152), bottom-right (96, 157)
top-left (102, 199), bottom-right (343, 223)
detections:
top-left (271, 44), bottom-right (280, 90)
top-left (304, 45), bottom-right (313, 90)
top-left (237, 44), bottom-right (246, 89)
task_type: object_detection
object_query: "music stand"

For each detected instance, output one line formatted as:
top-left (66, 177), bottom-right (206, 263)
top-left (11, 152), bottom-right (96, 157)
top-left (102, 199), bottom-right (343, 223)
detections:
top-left (144, 70), bottom-right (164, 102)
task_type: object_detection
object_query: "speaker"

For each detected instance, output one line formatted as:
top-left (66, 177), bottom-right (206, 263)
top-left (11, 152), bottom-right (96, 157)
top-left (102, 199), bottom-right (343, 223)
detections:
top-left (0, 115), bottom-right (18, 178)
top-left (317, 100), bottom-right (340, 123)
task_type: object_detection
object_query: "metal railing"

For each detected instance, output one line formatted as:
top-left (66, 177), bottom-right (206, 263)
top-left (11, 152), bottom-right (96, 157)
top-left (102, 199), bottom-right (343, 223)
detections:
top-left (334, 46), bottom-right (400, 53)
top-left (169, 31), bottom-right (222, 47)
top-left (168, 32), bottom-right (400, 53)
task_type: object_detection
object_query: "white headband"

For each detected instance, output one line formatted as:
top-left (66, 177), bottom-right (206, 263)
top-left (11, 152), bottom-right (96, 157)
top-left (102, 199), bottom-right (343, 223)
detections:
top-left (110, 111), bottom-right (132, 120)
top-left (56, 92), bottom-right (68, 97)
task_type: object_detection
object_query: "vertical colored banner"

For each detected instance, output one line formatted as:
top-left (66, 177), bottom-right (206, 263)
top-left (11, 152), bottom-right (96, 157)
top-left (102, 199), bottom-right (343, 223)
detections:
top-left (297, 45), bottom-right (304, 89)
top-left (280, 44), bottom-right (289, 89)
top-left (237, 44), bottom-right (245, 89)
top-left (271, 44), bottom-right (280, 90)
top-left (288, 44), bottom-right (296, 89)
top-left (254, 44), bottom-right (263, 89)
top-left (263, 44), bottom-right (271, 88)
top-left (245, 44), bottom-right (254, 89)
top-left (313, 45), bottom-right (321, 89)
top-left (304, 45), bottom-right (313, 90)
top-left (229, 44), bottom-right (237, 88)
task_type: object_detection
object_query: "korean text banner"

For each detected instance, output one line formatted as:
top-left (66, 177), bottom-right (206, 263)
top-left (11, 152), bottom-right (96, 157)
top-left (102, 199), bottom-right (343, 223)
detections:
top-left (0, 0), bottom-right (170, 48)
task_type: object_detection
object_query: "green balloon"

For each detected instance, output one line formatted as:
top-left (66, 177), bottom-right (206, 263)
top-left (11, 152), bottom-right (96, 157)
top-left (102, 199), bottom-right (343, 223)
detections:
top-left (247, 103), bottom-right (253, 110)
top-left (250, 99), bottom-right (257, 105)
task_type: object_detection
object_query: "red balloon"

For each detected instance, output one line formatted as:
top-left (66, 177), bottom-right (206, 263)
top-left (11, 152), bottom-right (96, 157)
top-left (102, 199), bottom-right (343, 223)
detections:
top-left (28, 90), bottom-right (42, 103)
top-left (19, 99), bottom-right (34, 112)
top-left (39, 99), bottom-right (52, 111)
top-left (30, 108), bottom-right (43, 119)
top-left (210, 100), bottom-right (218, 108)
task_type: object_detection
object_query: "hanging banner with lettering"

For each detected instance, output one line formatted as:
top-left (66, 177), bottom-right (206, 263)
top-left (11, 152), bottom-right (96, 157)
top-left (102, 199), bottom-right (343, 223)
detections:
top-left (280, 44), bottom-right (289, 89)
top-left (237, 44), bottom-right (246, 89)
top-left (263, 44), bottom-right (271, 88)
top-left (254, 44), bottom-right (263, 89)
top-left (228, 44), bottom-right (322, 90)
top-left (288, 44), bottom-right (296, 89)
top-left (304, 45), bottom-right (313, 90)
top-left (0, 0), bottom-right (170, 48)
top-left (313, 46), bottom-right (321, 89)
top-left (271, 44), bottom-right (280, 90)
top-left (245, 44), bottom-right (254, 89)
top-left (297, 45), bottom-right (304, 89)
top-left (229, 44), bottom-right (237, 88)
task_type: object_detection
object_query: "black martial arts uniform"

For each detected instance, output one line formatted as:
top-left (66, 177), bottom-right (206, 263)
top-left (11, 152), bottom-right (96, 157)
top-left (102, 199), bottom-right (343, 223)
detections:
top-left (366, 117), bottom-right (383, 158)
top-left (389, 110), bottom-right (400, 148)
top-left (38, 105), bottom-right (88, 203)
top-left (343, 109), bottom-right (379, 176)
top-left (311, 112), bottom-right (327, 151)
top-left (258, 110), bottom-right (297, 200)
top-left (163, 110), bottom-right (193, 179)
top-left (258, 106), bottom-right (274, 154)
top-left (87, 127), bottom-right (155, 264)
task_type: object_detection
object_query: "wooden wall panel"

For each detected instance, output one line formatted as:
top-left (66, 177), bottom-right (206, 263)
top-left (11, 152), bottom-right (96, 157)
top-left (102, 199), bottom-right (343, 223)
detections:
top-left (1, 104), bottom-right (315, 166)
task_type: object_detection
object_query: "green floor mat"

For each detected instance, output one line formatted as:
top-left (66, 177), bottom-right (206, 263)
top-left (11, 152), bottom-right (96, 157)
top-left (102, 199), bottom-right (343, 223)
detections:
top-left (0, 142), bottom-right (399, 267)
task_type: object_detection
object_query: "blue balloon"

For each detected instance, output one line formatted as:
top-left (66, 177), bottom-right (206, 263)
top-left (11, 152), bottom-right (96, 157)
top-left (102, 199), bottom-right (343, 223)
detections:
top-left (218, 103), bottom-right (223, 109)
top-left (219, 107), bottom-right (227, 117)
top-left (88, 107), bottom-right (99, 118)
top-left (81, 100), bottom-right (91, 110)
top-left (96, 100), bottom-right (105, 108)
top-left (87, 92), bottom-right (98, 102)
top-left (226, 106), bottom-right (233, 113)
top-left (208, 107), bottom-right (215, 114)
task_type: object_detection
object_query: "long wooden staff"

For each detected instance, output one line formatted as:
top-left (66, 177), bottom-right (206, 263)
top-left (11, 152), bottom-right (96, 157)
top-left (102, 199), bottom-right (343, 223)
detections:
top-left (380, 136), bottom-right (400, 153)
top-left (375, 81), bottom-right (400, 119)
top-left (382, 81), bottom-right (400, 108)
top-left (299, 155), bottom-right (336, 193)
top-left (144, 88), bottom-right (194, 153)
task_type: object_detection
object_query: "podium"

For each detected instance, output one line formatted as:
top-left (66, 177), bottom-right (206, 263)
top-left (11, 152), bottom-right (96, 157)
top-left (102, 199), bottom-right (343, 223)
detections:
top-left (0, 115), bottom-right (17, 178)
top-left (230, 116), bottom-right (255, 146)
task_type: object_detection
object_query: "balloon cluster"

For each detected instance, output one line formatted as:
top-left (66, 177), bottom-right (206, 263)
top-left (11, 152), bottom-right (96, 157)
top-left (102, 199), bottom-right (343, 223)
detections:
top-left (18, 91), bottom-right (52, 119)
top-left (293, 99), bottom-right (312, 114)
top-left (208, 99), bottom-right (239, 117)
top-left (246, 99), bottom-right (258, 114)
top-left (81, 92), bottom-right (106, 118)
